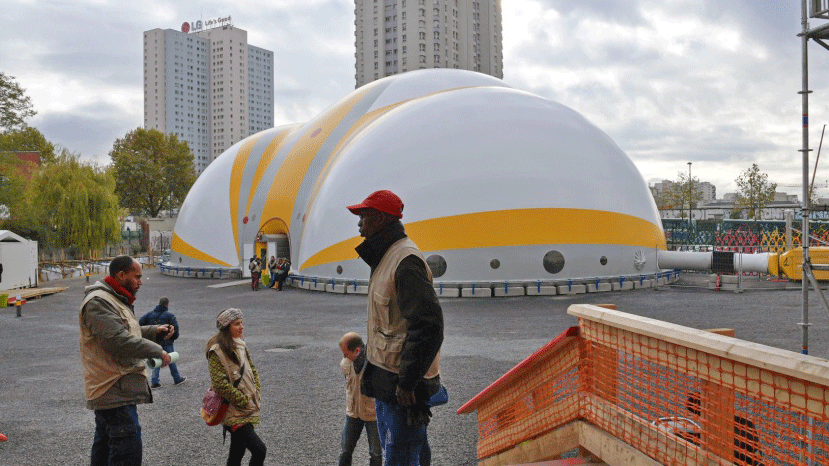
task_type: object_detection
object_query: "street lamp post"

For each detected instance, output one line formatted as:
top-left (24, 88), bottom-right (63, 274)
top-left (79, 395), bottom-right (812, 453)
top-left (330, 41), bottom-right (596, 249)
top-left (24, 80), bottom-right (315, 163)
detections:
top-left (687, 162), bottom-right (692, 221)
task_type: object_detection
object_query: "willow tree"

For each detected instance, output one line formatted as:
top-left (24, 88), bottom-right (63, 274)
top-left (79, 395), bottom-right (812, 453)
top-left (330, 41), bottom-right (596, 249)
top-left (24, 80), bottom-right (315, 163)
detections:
top-left (31, 150), bottom-right (121, 257)
top-left (110, 128), bottom-right (195, 217)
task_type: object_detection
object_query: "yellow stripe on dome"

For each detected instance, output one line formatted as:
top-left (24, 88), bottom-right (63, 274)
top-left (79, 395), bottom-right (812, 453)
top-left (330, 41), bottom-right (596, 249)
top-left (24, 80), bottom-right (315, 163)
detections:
top-left (305, 105), bottom-right (401, 209)
top-left (260, 87), bottom-right (372, 231)
top-left (303, 86), bottom-right (479, 224)
top-left (171, 232), bottom-right (233, 267)
top-left (300, 208), bottom-right (666, 270)
top-left (246, 126), bottom-right (299, 219)
top-left (229, 137), bottom-right (262, 261)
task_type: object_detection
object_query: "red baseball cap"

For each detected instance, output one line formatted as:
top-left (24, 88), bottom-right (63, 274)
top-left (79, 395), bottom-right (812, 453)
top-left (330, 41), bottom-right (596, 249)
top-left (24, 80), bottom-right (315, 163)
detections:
top-left (347, 190), bottom-right (404, 219)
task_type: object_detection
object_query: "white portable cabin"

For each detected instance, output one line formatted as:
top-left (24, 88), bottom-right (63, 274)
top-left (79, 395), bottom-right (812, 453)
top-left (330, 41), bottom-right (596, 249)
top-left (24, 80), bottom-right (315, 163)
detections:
top-left (0, 230), bottom-right (38, 289)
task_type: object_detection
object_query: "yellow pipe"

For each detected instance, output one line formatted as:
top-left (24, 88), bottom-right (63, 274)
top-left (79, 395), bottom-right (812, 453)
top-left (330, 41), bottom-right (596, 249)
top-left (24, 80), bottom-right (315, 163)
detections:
top-left (775, 247), bottom-right (829, 281)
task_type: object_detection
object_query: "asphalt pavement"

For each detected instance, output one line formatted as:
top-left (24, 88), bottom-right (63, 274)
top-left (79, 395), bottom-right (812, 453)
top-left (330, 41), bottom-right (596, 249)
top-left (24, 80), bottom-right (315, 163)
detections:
top-left (1, 269), bottom-right (827, 465)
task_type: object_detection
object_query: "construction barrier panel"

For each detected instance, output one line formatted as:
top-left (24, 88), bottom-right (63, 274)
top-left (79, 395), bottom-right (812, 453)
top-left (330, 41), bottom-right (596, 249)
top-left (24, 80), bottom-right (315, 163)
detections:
top-left (459, 303), bottom-right (829, 465)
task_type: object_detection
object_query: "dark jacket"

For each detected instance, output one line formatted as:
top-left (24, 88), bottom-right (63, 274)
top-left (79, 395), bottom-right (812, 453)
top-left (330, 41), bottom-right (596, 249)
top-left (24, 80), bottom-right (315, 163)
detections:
top-left (138, 305), bottom-right (180, 346)
top-left (356, 220), bottom-right (444, 404)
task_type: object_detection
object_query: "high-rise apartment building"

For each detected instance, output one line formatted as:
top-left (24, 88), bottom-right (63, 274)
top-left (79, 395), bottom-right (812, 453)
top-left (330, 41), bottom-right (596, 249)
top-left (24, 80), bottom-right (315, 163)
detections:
top-left (354, 0), bottom-right (503, 88)
top-left (144, 19), bottom-right (274, 174)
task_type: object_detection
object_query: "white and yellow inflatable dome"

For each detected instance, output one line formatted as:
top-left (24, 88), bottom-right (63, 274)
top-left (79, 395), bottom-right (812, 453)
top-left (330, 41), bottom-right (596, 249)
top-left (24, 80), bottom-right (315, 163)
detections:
top-left (168, 69), bottom-right (668, 293)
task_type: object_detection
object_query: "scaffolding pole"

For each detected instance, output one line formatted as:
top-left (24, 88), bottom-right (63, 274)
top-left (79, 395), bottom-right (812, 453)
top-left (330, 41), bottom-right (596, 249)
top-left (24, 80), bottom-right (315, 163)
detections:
top-left (802, 0), bottom-right (812, 355)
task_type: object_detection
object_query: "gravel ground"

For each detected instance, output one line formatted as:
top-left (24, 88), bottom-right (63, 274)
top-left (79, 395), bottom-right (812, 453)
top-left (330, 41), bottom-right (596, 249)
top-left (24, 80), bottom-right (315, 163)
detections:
top-left (0, 269), bottom-right (827, 465)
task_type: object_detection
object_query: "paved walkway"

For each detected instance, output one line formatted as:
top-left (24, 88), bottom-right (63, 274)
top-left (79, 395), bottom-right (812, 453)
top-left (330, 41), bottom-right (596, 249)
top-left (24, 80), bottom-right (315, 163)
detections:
top-left (0, 270), bottom-right (826, 465)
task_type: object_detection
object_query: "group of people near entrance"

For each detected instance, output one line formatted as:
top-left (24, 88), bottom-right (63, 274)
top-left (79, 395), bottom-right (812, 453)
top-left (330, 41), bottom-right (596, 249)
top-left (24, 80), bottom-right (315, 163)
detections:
top-left (79, 190), bottom-right (445, 466)
top-left (248, 255), bottom-right (290, 291)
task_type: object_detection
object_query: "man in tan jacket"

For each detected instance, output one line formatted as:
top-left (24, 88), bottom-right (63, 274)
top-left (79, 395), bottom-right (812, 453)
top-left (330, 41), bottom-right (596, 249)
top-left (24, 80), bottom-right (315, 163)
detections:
top-left (347, 190), bottom-right (444, 466)
top-left (79, 255), bottom-right (174, 466)
top-left (338, 332), bottom-right (381, 466)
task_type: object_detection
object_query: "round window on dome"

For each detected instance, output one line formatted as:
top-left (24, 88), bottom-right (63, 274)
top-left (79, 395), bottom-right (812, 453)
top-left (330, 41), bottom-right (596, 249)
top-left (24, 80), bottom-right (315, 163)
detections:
top-left (600, 256), bottom-right (608, 266)
top-left (336, 265), bottom-right (343, 275)
top-left (543, 251), bottom-right (565, 274)
top-left (426, 255), bottom-right (447, 278)
top-left (490, 259), bottom-right (500, 269)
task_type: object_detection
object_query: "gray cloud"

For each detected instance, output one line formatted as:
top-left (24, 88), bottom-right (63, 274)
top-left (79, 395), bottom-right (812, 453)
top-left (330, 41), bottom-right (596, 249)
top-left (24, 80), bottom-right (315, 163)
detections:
top-left (5, 0), bottom-right (829, 195)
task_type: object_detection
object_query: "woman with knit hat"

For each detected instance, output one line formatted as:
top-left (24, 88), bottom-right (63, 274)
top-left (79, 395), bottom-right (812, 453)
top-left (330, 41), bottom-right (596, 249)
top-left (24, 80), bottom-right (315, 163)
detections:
top-left (206, 308), bottom-right (266, 466)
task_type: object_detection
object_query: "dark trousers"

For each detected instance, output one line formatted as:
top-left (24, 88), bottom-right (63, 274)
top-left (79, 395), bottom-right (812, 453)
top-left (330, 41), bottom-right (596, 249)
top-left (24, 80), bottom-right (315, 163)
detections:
top-left (339, 415), bottom-right (381, 466)
top-left (226, 423), bottom-right (267, 466)
top-left (276, 274), bottom-right (287, 291)
top-left (91, 405), bottom-right (142, 466)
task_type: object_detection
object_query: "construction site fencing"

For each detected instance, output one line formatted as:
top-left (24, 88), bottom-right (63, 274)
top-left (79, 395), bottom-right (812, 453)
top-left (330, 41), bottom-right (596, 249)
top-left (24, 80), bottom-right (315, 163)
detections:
top-left (458, 304), bottom-right (829, 465)
top-left (663, 218), bottom-right (829, 253)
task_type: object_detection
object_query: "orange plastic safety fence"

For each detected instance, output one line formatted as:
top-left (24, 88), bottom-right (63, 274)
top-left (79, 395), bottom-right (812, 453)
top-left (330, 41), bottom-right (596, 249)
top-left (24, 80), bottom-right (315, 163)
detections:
top-left (579, 318), bottom-right (829, 465)
top-left (464, 316), bottom-right (829, 464)
top-left (471, 336), bottom-right (582, 460)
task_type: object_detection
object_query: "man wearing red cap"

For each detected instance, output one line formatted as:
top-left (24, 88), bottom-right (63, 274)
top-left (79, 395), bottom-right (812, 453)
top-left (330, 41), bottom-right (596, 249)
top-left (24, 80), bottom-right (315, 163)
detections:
top-left (347, 190), bottom-right (444, 466)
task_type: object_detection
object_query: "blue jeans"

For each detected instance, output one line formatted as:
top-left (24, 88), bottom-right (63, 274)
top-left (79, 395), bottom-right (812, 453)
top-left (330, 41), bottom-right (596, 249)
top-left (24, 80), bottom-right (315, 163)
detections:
top-left (91, 405), bottom-right (142, 466)
top-left (375, 400), bottom-right (428, 466)
top-left (339, 415), bottom-right (381, 466)
top-left (151, 344), bottom-right (182, 385)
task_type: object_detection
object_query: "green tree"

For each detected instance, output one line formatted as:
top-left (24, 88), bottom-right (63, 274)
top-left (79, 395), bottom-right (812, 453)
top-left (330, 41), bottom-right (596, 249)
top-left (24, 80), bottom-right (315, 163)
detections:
top-left (109, 128), bottom-right (195, 217)
top-left (0, 127), bottom-right (57, 164)
top-left (30, 149), bottom-right (121, 257)
top-left (0, 72), bottom-right (36, 130)
top-left (655, 173), bottom-right (703, 219)
top-left (0, 152), bottom-right (38, 236)
top-left (735, 163), bottom-right (777, 220)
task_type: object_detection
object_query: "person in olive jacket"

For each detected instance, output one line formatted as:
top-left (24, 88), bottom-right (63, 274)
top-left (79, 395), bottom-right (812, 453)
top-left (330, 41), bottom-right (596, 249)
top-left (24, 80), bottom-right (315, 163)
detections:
top-left (79, 255), bottom-right (175, 466)
top-left (206, 308), bottom-right (266, 466)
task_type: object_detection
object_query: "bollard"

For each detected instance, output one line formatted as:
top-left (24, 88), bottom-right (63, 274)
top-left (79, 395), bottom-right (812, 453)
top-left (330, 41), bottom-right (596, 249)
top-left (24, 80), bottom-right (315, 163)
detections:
top-left (15, 300), bottom-right (22, 318)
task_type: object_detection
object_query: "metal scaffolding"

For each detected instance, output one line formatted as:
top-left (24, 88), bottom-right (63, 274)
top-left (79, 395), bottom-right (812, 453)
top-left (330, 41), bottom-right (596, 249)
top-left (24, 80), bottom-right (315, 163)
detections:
top-left (799, 1), bottom-right (829, 355)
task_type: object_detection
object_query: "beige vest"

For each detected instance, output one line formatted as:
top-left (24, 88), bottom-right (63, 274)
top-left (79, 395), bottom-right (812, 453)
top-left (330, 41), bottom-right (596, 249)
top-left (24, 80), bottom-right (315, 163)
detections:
top-left (366, 237), bottom-right (440, 378)
top-left (209, 341), bottom-right (260, 424)
top-left (78, 290), bottom-right (146, 400)
top-left (341, 357), bottom-right (376, 421)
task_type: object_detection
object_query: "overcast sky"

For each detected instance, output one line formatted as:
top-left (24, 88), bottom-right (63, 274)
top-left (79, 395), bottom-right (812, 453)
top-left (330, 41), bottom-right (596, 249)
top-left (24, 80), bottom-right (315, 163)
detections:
top-left (5, 0), bottom-right (829, 195)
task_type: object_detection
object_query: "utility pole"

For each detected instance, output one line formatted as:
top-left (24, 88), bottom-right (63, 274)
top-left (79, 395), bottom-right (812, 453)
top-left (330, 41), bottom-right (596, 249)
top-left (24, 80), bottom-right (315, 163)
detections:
top-left (687, 162), bottom-right (692, 221)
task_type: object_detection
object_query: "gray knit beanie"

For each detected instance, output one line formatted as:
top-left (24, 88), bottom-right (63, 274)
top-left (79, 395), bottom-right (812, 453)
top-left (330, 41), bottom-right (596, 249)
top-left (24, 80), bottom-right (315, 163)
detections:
top-left (216, 308), bottom-right (243, 329)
